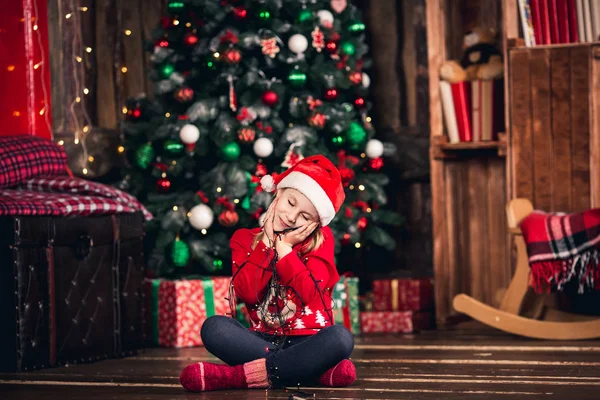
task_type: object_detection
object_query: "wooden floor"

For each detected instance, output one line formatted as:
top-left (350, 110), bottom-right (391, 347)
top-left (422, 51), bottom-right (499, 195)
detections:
top-left (1, 323), bottom-right (600, 399)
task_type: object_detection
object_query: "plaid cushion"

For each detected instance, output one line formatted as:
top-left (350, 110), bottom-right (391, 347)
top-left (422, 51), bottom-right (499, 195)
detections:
top-left (0, 135), bottom-right (68, 188)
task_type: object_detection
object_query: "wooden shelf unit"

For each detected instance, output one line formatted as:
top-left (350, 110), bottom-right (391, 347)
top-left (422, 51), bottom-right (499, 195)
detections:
top-left (426, 0), bottom-right (600, 327)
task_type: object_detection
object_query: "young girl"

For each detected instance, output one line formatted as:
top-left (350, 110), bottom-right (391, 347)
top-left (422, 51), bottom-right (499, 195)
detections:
top-left (180, 154), bottom-right (356, 392)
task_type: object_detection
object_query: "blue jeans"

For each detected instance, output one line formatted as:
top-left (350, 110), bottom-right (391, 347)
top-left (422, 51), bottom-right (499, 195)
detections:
top-left (200, 315), bottom-right (354, 387)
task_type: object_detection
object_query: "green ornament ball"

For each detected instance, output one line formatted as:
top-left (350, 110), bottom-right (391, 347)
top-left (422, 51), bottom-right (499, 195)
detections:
top-left (221, 141), bottom-right (241, 161)
top-left (340, 41), bottom-right (355, 56)
top-left (348, 20), bottom-right (366, 34)
top-left (164, 139), bottom-right (184, 155)
top-left (332, 135), bottom-right (346, 147)
top-left (288, 70), bottom-right (307, 88)
top-left (258, 8), bottom-right (271, 20)
top-left (172, 238), bottom-right (190, 267)
top-left (346, 122), bottom-right (367, 148)
top-left (161, 64), bottom-right (175, 78)
top-left (135, 143), bottom-right (155, 169)
top-left (213, 258), bottom-right (224, 271)
top-left (298, 9), bottom-right (313, 22)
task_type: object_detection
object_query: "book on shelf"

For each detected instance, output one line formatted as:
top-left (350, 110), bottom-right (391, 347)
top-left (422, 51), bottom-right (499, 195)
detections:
top-left (520, 0), bottom-right (600, 45)
top-left (440, 79), bottom-right (504, 144)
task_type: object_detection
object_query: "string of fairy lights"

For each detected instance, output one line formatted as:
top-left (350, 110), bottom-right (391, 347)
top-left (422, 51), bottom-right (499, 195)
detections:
top-left (53, 1), bottom-right (129, 175)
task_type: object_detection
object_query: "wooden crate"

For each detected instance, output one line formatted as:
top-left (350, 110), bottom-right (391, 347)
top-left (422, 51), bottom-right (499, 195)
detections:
top-left (508, 44), bottom-right (600, 212)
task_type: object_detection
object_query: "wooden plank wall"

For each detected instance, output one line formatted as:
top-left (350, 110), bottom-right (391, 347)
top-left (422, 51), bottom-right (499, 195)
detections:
top-left (509, 45), bottom-right (599, 212)
top-left (428, 0), bottom-right (510, 327)
top-left (49, 0), bottom-right (167, 133)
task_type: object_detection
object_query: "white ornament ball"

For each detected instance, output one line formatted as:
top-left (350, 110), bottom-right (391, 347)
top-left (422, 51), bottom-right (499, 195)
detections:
top-left (189, 204), bottom-right (214, 230)
top-left (317, 10), bottom-right (334, 27)
top-left (179, 124), bottom-right (200, 144)
top-left (253, 137), bottom-right (274, 158)
top-left (362, 72), bottom-right (371, 88)
top-left (288, 34), bottom-right (308, 54)
top-left (365, 139), bottom-right (384, 158)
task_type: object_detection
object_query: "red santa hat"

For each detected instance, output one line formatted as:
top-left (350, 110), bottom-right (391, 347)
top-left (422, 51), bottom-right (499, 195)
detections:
top-left (260, 154), bottom-right (345, 226)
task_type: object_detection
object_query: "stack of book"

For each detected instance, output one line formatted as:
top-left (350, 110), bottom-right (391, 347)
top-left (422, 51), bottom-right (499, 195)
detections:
top-left (519, 0), bottom-right (600, 46)
top-left (440, 79), bottom-right (505, 144)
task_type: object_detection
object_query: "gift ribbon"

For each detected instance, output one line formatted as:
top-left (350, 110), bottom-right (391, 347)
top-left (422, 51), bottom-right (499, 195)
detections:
top-left (201, 278), bottom-right (216, 317)
top-left (391, 279), bottom-right (399, 311)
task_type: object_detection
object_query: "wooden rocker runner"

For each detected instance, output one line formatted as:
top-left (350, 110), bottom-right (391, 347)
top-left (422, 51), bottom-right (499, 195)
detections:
top-left (453, 198), bottom-right (600, 340)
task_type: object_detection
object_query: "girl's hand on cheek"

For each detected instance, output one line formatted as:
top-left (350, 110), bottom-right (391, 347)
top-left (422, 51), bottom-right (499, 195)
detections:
top-left (278, 221), bottom-right (319, 248)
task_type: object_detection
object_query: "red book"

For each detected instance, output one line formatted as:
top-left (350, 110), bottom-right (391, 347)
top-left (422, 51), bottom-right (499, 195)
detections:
top-left (539, 0), bottom-right (553, 44)
top-left (0, 0), bottom-right (52, 139)
top-left (567, 0), bottom-right (580, 42)
top-left (450, 81), bottom-right (472, 142)
top-left (530, 0), bottom-right (544, 44)
top-left (547, 0), bottom-right (560, 43)
top-left (556, 0), bottom-right (570, 43)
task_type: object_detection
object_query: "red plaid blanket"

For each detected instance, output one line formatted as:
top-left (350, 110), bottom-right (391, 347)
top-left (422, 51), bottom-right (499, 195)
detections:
top-left (0, 176), bottom-right (152, 220)
top-left (519, 209), bottom-right (600, 293)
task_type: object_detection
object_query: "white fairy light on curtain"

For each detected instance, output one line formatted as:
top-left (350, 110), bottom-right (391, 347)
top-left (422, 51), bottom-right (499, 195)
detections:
top-left (27, 0), bottom-right (53, 137)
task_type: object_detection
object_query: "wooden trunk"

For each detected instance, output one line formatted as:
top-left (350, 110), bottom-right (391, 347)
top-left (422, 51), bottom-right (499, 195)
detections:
top-left (507, 44), bottom-right (600, 211)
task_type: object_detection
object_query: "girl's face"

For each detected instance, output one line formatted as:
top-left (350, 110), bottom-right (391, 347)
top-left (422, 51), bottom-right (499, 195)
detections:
top-left (273, 189), bottom-right (320, 231)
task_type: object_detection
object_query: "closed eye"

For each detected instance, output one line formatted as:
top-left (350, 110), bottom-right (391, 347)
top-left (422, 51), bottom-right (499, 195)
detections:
top-left (288, 200), bottom-right (294, 207)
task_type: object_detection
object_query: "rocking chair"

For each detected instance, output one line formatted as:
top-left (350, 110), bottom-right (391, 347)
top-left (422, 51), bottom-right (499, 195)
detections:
top-left (453, 198), bottom-right (600, 340)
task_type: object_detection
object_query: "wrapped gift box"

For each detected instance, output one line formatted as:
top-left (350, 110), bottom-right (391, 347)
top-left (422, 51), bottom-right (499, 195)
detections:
top-left (146, 277), bottom-right (231, 348)
top-left (372, 278), bottom-right (434, 311)
top-left (360, 311), bottom-right (433, 334)
top-left (332, 275), bottom-right (361, 335)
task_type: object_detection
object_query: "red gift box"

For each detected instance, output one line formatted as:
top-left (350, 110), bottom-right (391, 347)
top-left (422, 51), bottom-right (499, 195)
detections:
top-left (372, 278), bottom-right (434, 311)
top-left (0, 0), bottom-right (53, 139)
top-left (147, 277), bottom-right (231, 348)
top-left (360, 311), bottom-right (432, 334)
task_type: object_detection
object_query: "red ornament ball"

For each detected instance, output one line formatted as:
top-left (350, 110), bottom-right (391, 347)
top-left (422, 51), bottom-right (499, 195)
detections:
top-left (156, 177), bottom-right (171, 193)
top-left (339, 167), bottom-right (355, 187)
top-left (325, 41), bottom-right (337, 54)
top-left (232, 6), bottom-right (247, 20)
top-left (354, 97), bottom-right (366, 108)
top-left (349, 71), bottom-right (362, 84)
top-left (223, 48), bottom-right (242, 64)
top-left (237, 127), bottom-right (256, 143)
top-left (174, 87), bottom-right (194, 103)
top-left (357, 216), bottom-right (368, 231)
top-left (345, 207), bottom-right (353, 218)
top-left (369, 157), bottom-right (384, 171)
top-left (342, 232), bottom-right (351, 245)
top-left (324, 88), bottom-right (338, 100)
top-left (218, 210), bottom-right (239, 227)
top-left (308, 112), bottom-right (326, 129)
top-left (256, 162), bottom-right (267, 177)
top-left (261, 90), bottom-right (279, 106)
top-left (184, 33), bottom-right (199, 46)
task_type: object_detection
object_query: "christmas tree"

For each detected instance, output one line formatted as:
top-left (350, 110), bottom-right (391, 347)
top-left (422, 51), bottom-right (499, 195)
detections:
top-left (119, 0), bottom-right (402, 278)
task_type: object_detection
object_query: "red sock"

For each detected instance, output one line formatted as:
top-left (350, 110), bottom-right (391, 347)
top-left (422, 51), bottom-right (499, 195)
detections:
top-left (318, 359), bottom-right (356, 387)
top-left (180, 358), bottom-right (269, 392)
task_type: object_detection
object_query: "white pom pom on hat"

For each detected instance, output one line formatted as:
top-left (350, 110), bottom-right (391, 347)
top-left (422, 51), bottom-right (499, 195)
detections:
top-left (260, 174), bottom-right (276, 193)
top-left (259, 154), bottom-right (345, 226)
